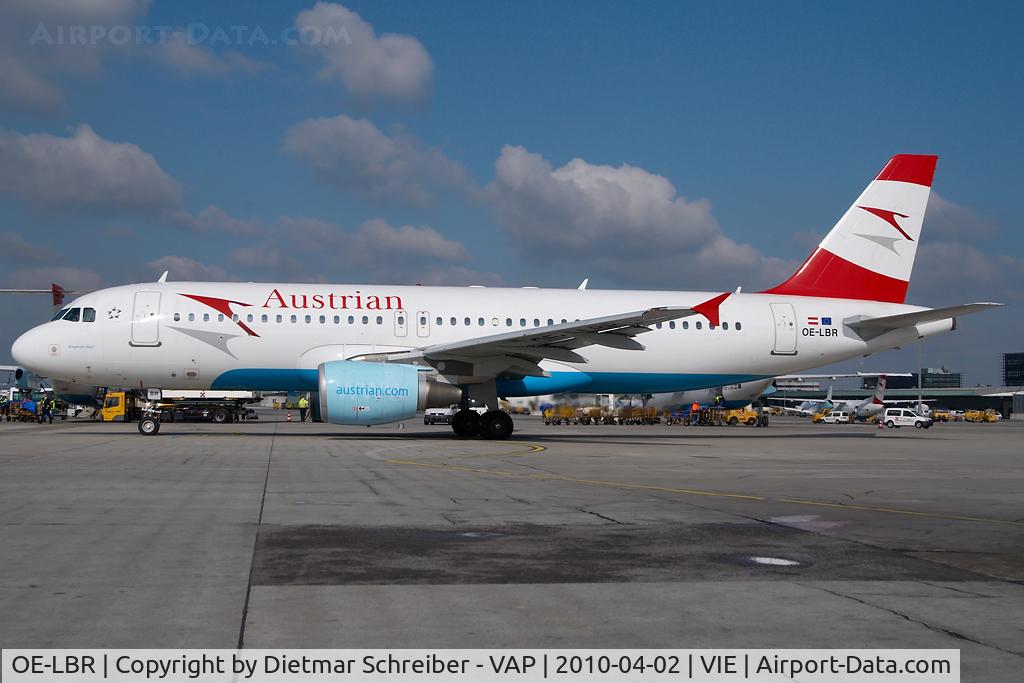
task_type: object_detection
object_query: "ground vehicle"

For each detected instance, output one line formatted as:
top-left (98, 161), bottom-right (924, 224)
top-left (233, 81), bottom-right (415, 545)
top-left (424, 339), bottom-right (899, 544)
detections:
top-left (543, 405), bottom-right (576, 425)
top-left (424, 407), bottom-right (454, 425)
top-left (883, 408), bottom-right (933, 429)
top-left (822, 410), bottom-right (851, 424)
top-left (964, 409), bottom-right (998, 423)
top-left (724, 407), bottom-right (758, 425)
top-left (811, 410), bottom-right (828, 423)
top-left (931, 409), bottom-right (951, 422)
top-left (100, 390), bottom-right (258, 423)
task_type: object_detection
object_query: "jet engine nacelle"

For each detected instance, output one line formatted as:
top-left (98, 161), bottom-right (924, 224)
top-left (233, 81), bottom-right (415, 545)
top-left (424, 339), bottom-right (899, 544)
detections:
top-left (317, 360), bottom-right (462, 425)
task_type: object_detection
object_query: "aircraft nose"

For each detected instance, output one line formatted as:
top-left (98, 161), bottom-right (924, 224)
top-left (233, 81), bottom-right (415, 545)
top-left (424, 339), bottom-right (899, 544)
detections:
top-left (11, 328), bottom-right (42, 371)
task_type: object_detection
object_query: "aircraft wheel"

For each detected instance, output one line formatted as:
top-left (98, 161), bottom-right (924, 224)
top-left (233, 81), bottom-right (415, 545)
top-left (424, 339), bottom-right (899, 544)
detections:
top-left (138, 417), bottom-right (160, 435)
top-left (885, 420), bottom-right (895, 429)
top-left (479, 410), bottom-right (514, 440)
top-left (451, 409), bottom-right (480, 437)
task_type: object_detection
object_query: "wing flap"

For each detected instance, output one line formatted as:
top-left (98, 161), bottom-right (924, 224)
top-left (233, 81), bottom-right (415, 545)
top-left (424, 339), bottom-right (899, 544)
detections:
top-left (849, 303), bottom-right (1002, 332)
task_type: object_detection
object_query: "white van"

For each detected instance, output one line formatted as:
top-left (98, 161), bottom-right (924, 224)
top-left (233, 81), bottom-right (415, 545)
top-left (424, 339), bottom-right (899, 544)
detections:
top-left (883, 408), bottom-right (933, 429)
top-left (822, 410), bottom-right (850, 424)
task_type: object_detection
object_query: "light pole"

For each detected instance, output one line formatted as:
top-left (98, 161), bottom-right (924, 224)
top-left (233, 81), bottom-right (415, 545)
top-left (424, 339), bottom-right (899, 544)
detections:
top-left (918, 339), bottom-right (924, 412)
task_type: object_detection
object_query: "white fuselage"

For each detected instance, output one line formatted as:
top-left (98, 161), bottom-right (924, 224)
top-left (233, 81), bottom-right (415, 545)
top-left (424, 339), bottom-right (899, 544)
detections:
top-left (11, 281), bottom-right (954, 401)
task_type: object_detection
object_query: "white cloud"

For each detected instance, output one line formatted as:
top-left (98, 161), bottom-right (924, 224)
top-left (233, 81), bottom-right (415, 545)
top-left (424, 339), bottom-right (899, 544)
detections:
top-left (0, 231), bottom-right (63, 265)
top-left (2, 266), bottom-right (103, 292)
top-left (0, 125), bottom-right (181, 213)
top-left (0, 0), bottom-right (148, 115)
top-left (171, 205), bottom-right (267, 236)
top-left (146, 255), bottom-right (229, 282)
top-left (925, 192), bottom-right (998, 242)
top-left (487, 145), bottom-right (791, 290)
top-left (294, 2), bottom-right (432, 104)
top-left (149, 33), bottom-right (266, 77)
top-left (282, 114), bottom-right (468, 205)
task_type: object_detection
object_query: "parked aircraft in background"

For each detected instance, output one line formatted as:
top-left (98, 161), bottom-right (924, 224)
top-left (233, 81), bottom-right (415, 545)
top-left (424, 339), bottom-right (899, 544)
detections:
top-left (772, 375), bottom-right (935, 419)
top-left (10, 155), bottom-right (1000, 438)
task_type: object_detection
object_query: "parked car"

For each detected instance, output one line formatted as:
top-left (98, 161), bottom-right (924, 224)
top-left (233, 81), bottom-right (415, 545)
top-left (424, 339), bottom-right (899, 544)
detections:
top-left (424, 407), bottom-right (454, 425)
top-left (883, 408), bottom-right (933, 429)
top-left (822, 410), bottom-right (851, 424)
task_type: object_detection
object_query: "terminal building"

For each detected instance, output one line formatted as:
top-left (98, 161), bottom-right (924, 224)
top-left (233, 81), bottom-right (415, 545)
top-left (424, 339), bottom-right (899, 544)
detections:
top-left (1003, 352), bottom-right (1024, 386)
top-left (862, 368), bottom-right (962, 390)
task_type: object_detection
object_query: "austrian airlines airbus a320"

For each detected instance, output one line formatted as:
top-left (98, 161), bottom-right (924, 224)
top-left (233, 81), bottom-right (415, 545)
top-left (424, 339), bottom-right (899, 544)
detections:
top-left (10, 155), bottom-right (999, 439)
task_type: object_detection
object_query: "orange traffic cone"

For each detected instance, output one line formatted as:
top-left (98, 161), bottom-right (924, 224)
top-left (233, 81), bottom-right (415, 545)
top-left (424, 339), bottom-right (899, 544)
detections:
top-left (287, 411), bottom-right (292, 422)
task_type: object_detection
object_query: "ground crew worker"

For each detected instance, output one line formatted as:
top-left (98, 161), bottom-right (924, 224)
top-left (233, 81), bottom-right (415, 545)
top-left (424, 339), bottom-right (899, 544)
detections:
top-left (298, 394), bottom-right (309, 422)
top-left (0, 394), bottom-right (10, 422)
top-left (39, 396), bottom-right (54, 424)
top-left (690, 401), bottom-right (700, 425)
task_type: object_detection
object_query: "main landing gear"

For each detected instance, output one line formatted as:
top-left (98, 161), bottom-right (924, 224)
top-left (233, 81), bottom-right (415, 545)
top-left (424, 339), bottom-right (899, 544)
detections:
top-left (450, 380), bottom-right (514, 440)
top-left (451, 409), bottom-right (514, 440)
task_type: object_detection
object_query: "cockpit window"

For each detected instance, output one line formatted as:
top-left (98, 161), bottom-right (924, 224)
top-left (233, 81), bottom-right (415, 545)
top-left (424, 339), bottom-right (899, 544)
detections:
top-left (83, 308), bottom-right (96, 322)
top-left (63, 308), bottom-right (81, 322)
top-left (51, 308), bottom-right (69, 321)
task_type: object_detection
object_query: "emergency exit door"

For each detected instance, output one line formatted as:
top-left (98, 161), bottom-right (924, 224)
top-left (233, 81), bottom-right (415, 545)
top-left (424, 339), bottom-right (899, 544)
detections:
top-left (769, 303), bottom-right (797, 355)
top-left (131, 291), bottom-right (162, 346)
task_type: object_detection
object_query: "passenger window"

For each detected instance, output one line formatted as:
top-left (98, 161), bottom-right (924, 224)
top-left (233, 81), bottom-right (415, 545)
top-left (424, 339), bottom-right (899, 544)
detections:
top-left (218, 314), bottom-right (224, 322)
top-left (51, 308), bottom-right (69, 321)
top-left (232, 314), bottom-right (239, 322)
top-left (682, 321), bottom-right (689, 329)
top-left (203, 313), bottom-right (210, 322)
top-left (709, 323), bottom-right (716, 330)
top-left (696, 321), bottom-right (703, 330)
top-left (520, 318), bottom-right (526, 327)
top-left (290, 315), bottom-right (297, 323)
top-left (450, 317), bottom-right (457, 326)
top-left (436, 316), bottom-right (443, 326)
top-left (348, 315), bottom-right (354, 324)
top-left (722, 322), bottom-right (729, 330)
top-left (397, 315), bottom-right (405, 325)
top-left (304, 315), bottom-right (311, 323)
top-left (478, 318), bottom-right (485, 326)
top-left (63, 308), bottom-right (81, 322)
top-left (262, 314), bottom-right (268, 323)
top-left (547, 319), bottom-right (554, 326)
top-left (275, 314), bottom-right (281, 323)
top-left (247, 314), bottom-right (254, 323)
top-left (561, 319), bottom-right (567, 324)
top-left (188, 313), bottom-right (195, 322)
top-left (319, 315), bottom-right (326, 324)
top-left (534, 318), bottom-right (540, 327)
top-left (333, 315), bottom-right (340, 324)
top-left (506, 318), bottom-right (512, 327)
top-left (735, 322), bottom-right (742, 331)
top-left (669, 321), bottom-right (675, 329)
top-left (656, 322), bottom-right (662, 329)
top-left (464, 317), bottom-right (471, 326)
top-left (174, 313), bottom-right (181, 322)
top-left (362, 316), bottom-right (369, 324)
top-left (376, 316), bottom-right (383, 324)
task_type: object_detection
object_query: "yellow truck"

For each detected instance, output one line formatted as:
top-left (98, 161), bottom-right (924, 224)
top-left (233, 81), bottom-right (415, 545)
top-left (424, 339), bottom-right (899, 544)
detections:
top-left (100, 390), bottom-right (258, 424)
top-left (964, 409), bottom-right (998, 423)
top-left (724, 407), bottom-right (759, 425)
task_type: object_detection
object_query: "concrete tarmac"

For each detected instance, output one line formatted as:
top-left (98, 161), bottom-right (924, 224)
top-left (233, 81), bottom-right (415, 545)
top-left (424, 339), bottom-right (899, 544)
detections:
top-left (0, 414), bottom-right (1021, 680)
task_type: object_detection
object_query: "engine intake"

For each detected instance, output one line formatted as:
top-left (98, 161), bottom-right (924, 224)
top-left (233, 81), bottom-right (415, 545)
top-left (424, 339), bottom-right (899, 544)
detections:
top-left (317, 360), bottom-right (462, 425)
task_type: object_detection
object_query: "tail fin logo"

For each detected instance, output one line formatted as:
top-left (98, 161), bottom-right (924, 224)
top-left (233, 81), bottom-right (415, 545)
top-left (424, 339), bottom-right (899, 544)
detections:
top-left (857, 206), bottom-right (913, 241)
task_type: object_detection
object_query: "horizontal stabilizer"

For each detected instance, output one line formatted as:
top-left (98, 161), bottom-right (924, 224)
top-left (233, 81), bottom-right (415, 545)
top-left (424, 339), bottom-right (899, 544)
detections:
top-left (849, 303), bottom-right (1002, 331)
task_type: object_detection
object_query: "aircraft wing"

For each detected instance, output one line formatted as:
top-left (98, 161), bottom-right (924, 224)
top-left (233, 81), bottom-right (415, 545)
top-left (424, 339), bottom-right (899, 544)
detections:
top-left (358, 306), bottom-right (699, 377)
top-left (849, 303), bottom-right (1002, 332)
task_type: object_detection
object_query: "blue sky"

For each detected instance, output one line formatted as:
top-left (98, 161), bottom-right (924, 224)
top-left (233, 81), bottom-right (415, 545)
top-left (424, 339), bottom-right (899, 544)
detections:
top-left (1, 1), bottom-right (1021, 384)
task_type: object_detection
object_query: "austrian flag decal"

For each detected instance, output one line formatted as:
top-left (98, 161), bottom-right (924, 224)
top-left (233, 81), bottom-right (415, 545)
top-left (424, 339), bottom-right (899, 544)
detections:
top-left (806, 316), bottom-right (832, 326)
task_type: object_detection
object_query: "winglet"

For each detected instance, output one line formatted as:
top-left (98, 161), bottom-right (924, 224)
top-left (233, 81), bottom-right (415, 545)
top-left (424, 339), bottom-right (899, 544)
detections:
top-left (50, 283), bottom-right (65, 307)
top-left (158, 271), bottom-right (169, 283)
top-left (578, 278), bottom-right (589, 290)
top-left (692, 292), bottom-right (730, 326)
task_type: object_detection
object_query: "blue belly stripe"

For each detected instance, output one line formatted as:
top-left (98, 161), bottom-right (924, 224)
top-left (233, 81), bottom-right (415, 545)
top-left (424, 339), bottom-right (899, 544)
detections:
top-left (211, 368), bottom-right (766, 396)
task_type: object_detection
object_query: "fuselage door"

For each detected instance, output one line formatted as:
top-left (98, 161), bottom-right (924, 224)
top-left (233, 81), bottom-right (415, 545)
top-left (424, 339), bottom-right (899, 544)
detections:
top-left (416, 310), bottom-right (430, 338)
top-left (769, 302), bottom-right (798, 355)
top-left (131, 291), bottom-right (162, 346)
top-left (394, 309), bottom-right (408, 337)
